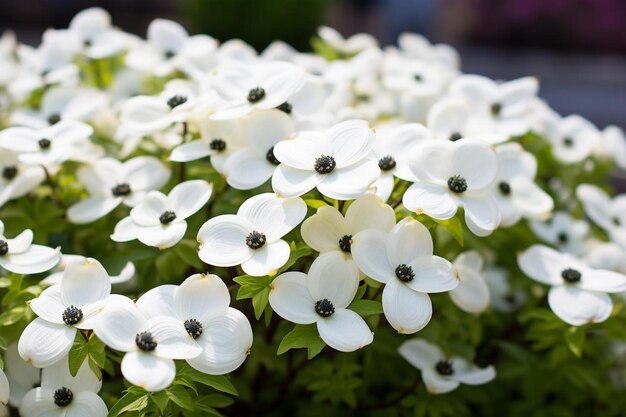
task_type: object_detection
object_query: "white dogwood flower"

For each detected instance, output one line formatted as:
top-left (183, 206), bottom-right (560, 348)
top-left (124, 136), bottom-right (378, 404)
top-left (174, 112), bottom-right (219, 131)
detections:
top-left (317, 26), bottom-right (377, 55)
top-left (136, 273), bottom-right (253, 374)
top-left (594, 125), bottom-right (626, 169)
top-left (399, 338), bottom-right (496, 394)
top-left (0, 220), bottom-right (60, 275)
top-left (576, 184), bottom-right (626, 248)
top-left (3, 343), bottom-right (40, 407)
top-left (351, 218), bottom-right (457, 333)
top-left (20, 355), bottom-right (107, 417)
top-left (198, 193), bottom-right (306, 276)
top-left (111, 180), bottom-right (213, 249)
top-left (0, 148), bottom-right (46, 208)
top-left (518, 245), bottom-right (626, 325)
top-left (484, 266), bottom-right (526, 312)
top-left (66, 7), bottom-right (132, 59)
top-left (41, 255), bottom-right (135, 286)
top-left (544, 115), bottom-right (600, 164)
top-left (67, 156), bottom-right (170, 224)
top-left (449, 251), bottom-right (490, 314)
top-left (94, 295), bottom-right (201, 392)
top-left (269, 251), bottom-right (373, 351)
top-left (529, 211), bottom-right (589, 255)
top-left (402, 138), bottom-right (501, 236)
top-left (272, 119), bottom-right (379, 199)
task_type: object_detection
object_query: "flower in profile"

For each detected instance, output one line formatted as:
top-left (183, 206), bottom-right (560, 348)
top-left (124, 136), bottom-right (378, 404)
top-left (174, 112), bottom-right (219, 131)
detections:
top-left (94, 296), bottom-right (201, 392)
top-left (272, 119), bottom-right (380, 199)
top-left (317, 26), bottom-right (378, 56)
top-left (402, 138), bottom-right (501, 236)
top-left (0, 220), bottom-right (60, 274)
top-left (20, 355), bottom-right (107, 417)
top-left (136, 273), bottom-right (253, 374)
top-left (351, 218), bottom-right (457, 333)
top-left (529, 211), bottom-right (589, 255)
top-left (41, 255), bottom-right (135, 286)
top-left (0, 148), bottom-right (46, 208)
top-left (197, 193), bottom-right (306, 276)
top-left (111, 180), bottom-right (213, 249)
top-left (576, 184), bottom-right (626, 248)
top-left (67, 156), bottom-right (170, 224)
top-left (269, 251), bottom-right (373, 351)
top-left (398, 338), bottom-right (496, 394)
top-left (594, 125), bottom-right (626, 169)
top-left (518, 245), bottom-right (626, 325)
top-left (449, 251), bottom-right (490, 314)
top-left (19, 258), bottom-right (111, 367)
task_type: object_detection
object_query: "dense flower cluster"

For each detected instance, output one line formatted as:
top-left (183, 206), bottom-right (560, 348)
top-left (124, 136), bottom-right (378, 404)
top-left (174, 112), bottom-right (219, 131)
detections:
top-left (0, 7), bottom-right (624, 416)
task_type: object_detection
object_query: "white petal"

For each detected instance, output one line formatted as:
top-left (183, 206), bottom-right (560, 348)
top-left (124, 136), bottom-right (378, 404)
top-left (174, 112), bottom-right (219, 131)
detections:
top-left (111, 261), bottom-right (136, 285)
top-left (316, 308), bottom-right (373, 352)
top-left (224, 150), bottom-right (275, 190)
top-left (18, 318), bottom-right (75, 368)
top-left (579, 269), bottom-right (626, 293)
top-left (110, 216), bottom-right (142, 242)
top-left (398, 338), bottom-right (443, 371)
top-left (130, 192), bottom-right (167, 226)
top-left (272, 133), bottom-right (327, 170)
top-left (175, 273), bottom-right (230, 322)
top-left (29, 285), bottom-right (65, 325)
top-left (382, 279), bottom-right (432, 334)
top-left (170, 140), bottom-right (213, 162)
top-left (327, 120), bottom-right (375, 168)
top-left (576, 184), bottom-right (613, 230)
top-left (197, 215), bottom-right (253, 267)
top-left (0, 245), bottom-right (60, 274)
top-left (137, 222), bottom-right (187, 249)
top-left (406, 256), bottom-right (457, 293)
top-left (61, 258), bottom-right (111, 309)
top-left (301, 206), bottom-right (347, 252)
top-left (167, 180), bottom-right (213, 220)
top-left (449, 268), bottom-right (490, 314)
top-left (121, 351), bottom-right (175, 392)
top-left (94, 298), bottom-right (147, 352)
top-left (66, 391), bottom-right (108, 417)
top-left (123, 156), bottom-right (170, 193)
top-left (351, 229), bottom-right (395, 283)
top-left (136, 285), bottom-right (177, 319)
top-left (268, 272), bottom-right (317, 324)
top-left (6, 229), bottom-right (33, 254)
top-left (517, 245), bottom-right (565, 285)
top-left (450, 358), bottom-right (496, 385)
top-left (272, 164), bottom-right (321, 198)
top-left (402, 183), bottom-right (457, 219)
top-left (317, 159), bottom-right (380, 200)
top-left (307, 252), bottom-right (359, 309)
top-left (0, 370), bottom-right (8, 405)
top-left (121, 96), bottom-right (172, 134)
top-left (345, 193), bottom-right (396, 234)
top-left (67, 196), bottom-right (122, 224)
top-left (387, 218), bottom-right (434, 266)
top-left (511, 178), bottom-right (553, 220)
top-left (149, 316), bottom-right (202, 359)
top-left (241, 239), bottom-right (290, 276)
top-left (42, 354), bottom-right (101, 394)
top-left (243, 109), bottom-right (295, 156)
top-left (548, 286), bottom-right (612, 326)
top-left (445, 139), bottom-right (498, 191)
top-left (462, 194), bottom-right (500, 236)
top-left (450, 74), bottom-right (497, 104)
top-left (422, 370), bottom-right (460, 394)
top-left (19, 388), bottom-right (58, 417)
top-left (188, 308), bottom-right (253, 375)
top-left (454, 251), bottom-right (484, 271)
top-left (238, 193), bottom-right (307, 242)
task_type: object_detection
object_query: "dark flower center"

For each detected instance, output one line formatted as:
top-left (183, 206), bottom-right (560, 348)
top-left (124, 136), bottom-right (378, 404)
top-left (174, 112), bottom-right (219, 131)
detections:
top-left (2, 166), bottom-right (18, 180)
top-left (167, 95), bottom-right (187, 109)
top-left (266, 146), bottom-right (281, 165)
top-left (210, 138), bottom-right (227, 151)
top-left (490, 102), bottom-right (502, 116)
top-left (47, 113), bottom-right (61, 125)
top-left (338, 235), bottom-right (352, 253)
top-left (111, 183), bottom-right (131, 197)
top-left (435, 360), bottom-right (454, 376)
top-left (38, 138), bottom-right (51, 149)
top-left (246, 231), bottom-right (267, 249)
top-left (613, 217), bottom-right (621, 227)
top-left (314, 299), bottom-right (335, 317)
top-left (414, 74), bottom-right (423, 82)
top-left (53, 387), bottom-right (73, 407)
top-left (159, 211), bottom-right (177, 224)
top-left (449, 132), bottom-right (463, 142)
top-left (276, 102), bottom-right (292, 114)
top-left (135, 331), bottom-right (157, 351)
top-left (62, 305), bottom-right (83, 326)
top-left (557, 232), bottom-right (568, 243)
top-left (0, 240), bottom-right (8, 256)
top-left (83, 39), bottom-right (92, 48)
top-left (563, 137), bottom-right (574, 147)
top-left (164, 50), bottom-right (176, 59)
top-left (184, 319), bottom-right (203, 339)
top-left (395, 264), bottom-right (415, 282)
top-left (561, 268), bottom-right (582, 283)
top-left (314, 155), bottom-right (336, 174)
top-left (448, 175), bottom-right (468, 193)
top-left (247, 87), bottom-right (266, 103)
top-left (378, 156), bottom-right (396, 171)
top-left (498, 181), bottom-right (511, 196)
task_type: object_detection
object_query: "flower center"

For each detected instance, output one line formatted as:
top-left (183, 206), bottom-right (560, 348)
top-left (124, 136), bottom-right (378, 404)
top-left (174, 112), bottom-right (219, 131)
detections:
top-left (395, 264), bottom-right (415, 282)
top-left (276, 102), bottom-right (292, 114)
top-left (53, 387), bottom-right (73, 407)
top-left (184, 319), bottom-right (203, 339)
top-left (266, 147), bottom-right (281, 165)
top-left (2, 166), bottom-right (17, 180)
top-left (613, 217), bottom-right (621, 227)
top-left (449, 132), bottom-right (463, 142)
top-left (167, 95), bottom-right (187, 109)
top-left (0, 240), bottom-right (8, 256)
top-left (561, 268), bottom-right (581, 283)
top-left (111, 183), bottom-right (132, 197)
top-left (164, 50), bottom-right (176, 59)
top-left (378, 155), bottom-right (397, 171)
top-left (498, 181), bottom-right (511, 196)
top-left (435, 360), bottom-right (454, 376)
top-left (338, 234), bottom-right (352, 253)
top-left (38, 138), bottom-right (51, 149)
top-left (247, 87), bottom-right (266, 103)
top-left (557, 232), bottom-right (568, 243)
top-left (47, 113), bottom-right (61, 125)
top-left (62, 305), bottom-right (83, 326)
top-left (563, 137), bottom-right (574, 147)
top-left (135, 331), bottom-right (157, 351)
top-left (447, 175), bottom-right (468, 193)
top-left (159, 211), bottom-right (177, 224)
top-left (314, 299), bottom-right (335, 317)
top-left (210, 138), bottom-right (227, 151)
top-left (414, 74), bottom-right (423, 82)
top-left (246, 231), bottom-right (267, 249)
top-left (83, 39), bottom-right (92, 47)
top-left (490, 102), bottom-right (502, 116)
top-left (314, 155), bottom-right (336, 174)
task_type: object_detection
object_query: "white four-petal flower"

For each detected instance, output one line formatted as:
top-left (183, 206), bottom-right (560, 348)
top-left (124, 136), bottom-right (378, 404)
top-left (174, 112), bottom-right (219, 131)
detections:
top-left (0, 220), bottom-right (60, 275)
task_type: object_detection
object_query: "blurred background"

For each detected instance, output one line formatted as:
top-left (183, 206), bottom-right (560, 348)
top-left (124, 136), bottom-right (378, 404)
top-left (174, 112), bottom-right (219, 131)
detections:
top-left (0, 0), bottom-right (624, 129)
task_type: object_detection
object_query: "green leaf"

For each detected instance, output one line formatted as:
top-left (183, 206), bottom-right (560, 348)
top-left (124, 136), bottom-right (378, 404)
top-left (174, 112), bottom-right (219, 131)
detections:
top-left (176, 363), bottom-right (238, 395)
top-left (252, 288), bottom-right (270, 320)
top-left (68, 334), bottom-right (88, 377)
top-left (347, 299), bottom-right (383, 317)
top-left (565, 326), bottom-right (586, 358)
top-left (150, 391), bottom-right (169, 414)
top-left (304, 199), bottom-right (328, 209)
top-left (277, 324), bottom-right (325, 359)
top-left (174, 239), bottom-right (203, 269)
top-left (278, 242), bottom-right (314, 273)
top-left (107, 391), bottom-right (149, 417)
top-left (233, 274), bottom-right (274, 320)
top-left (166, 385), bottom-right (195, 411)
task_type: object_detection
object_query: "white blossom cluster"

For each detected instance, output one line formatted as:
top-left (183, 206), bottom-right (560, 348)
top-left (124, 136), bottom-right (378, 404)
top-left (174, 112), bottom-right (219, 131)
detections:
top-left (0, 7), bottom-right (624, 415)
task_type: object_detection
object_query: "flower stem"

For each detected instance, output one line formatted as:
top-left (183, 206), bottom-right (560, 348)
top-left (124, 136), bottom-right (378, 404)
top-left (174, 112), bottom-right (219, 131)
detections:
top-left (179, 122), bottom-right (188, 182)
top-left (42, 165), bottom-right (65, 208)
